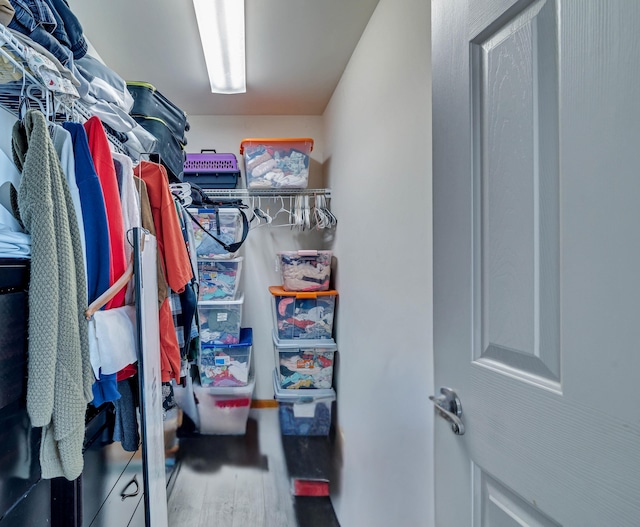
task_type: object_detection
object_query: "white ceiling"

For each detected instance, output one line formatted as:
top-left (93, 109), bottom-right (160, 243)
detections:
top-left (68, 0), bottom-right (379, 117)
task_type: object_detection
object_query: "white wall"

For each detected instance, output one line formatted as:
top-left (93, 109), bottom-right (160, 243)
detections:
top-left (184, 116), bottom-right (328, 399)
top-left (323, 0), bottom-right (434, 525)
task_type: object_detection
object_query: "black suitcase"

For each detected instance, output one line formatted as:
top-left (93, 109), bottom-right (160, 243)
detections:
top-left (127, 81), bottom-right (190, 145)
top-left (133, 115), bottom-right (186, 182)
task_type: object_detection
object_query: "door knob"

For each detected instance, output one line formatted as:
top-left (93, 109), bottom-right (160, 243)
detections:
top-left (429, 387), bottom-right (465, 435)
top-left (120, 474), bottom-right (140, 500)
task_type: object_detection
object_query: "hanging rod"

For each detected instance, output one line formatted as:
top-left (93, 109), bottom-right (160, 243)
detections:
top-left (202, 188), bottom-right (331, 199)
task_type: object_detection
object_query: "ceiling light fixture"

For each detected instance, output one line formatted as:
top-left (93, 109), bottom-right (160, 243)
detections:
top-left (192, 0), bottom-right (246, 94)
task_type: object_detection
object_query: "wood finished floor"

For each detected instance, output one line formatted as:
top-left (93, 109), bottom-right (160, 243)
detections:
top-left (167, 408), bottom-right (338, 527)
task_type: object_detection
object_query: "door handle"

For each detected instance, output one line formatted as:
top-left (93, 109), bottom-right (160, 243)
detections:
top-left (120, 474), bottom-right (140, 501)
top-left (429, 387), bottom-right (465, 435)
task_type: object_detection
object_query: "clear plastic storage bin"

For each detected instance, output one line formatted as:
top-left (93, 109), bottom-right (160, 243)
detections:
top-left (273, 370), bottom-right (335, 436)
top-left (199, 328), bottom-right (253, 387)
top-left (277, 250), bottom-right (332, 292)
top-left (269, 286), bottom-right (336, 340)
top-left (194, 373), bottom-right (255, 435)
top-left (273, 331), bottom-right (336, 389)
top-left (198, 295), bottom-right (244, 345)
top-left (198, 257), bottom-right (243, 300)
top-left (240, 138), bottom-right (314, 189)
top-left (189, 207), bottom-right (243, 258)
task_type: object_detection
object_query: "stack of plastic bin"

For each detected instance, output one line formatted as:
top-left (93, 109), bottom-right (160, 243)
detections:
top-left (189, 207), bottom-right (253, 434)
top-left (270, 251), bottom-right (338, 436)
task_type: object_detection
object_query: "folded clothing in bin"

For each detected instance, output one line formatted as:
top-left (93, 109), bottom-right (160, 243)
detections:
top-left (199, 328), bottom-right (252, 387)
top-left (273, 331), bottom-right (336, 389)
top-left (184, 150), bottom-right (241, 189)
top-left (269, 286), bottom-right (337, 340)
top-left (240, 138), bottom-right (313, 189)
top-left (273, 370), bottom-right (335, 436)
top-left (188, 207), bottom-right (248, 258)
top-left (278, 250), bottom-right (332, 292)
top-left (198, 257), bottom-right (243, 300)
top-left (198, 295), bottom-right (244, 345)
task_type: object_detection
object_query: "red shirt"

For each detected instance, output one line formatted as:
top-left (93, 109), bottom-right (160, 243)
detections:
top-left (136, 161), bottom-right (193, 381)
top-left (84, 116), bottom-right (127, 309)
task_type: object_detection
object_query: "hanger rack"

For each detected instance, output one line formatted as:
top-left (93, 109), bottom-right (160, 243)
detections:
top-left (202, 188), bottom-right (331, 199)
top-left (195, 188), bottom-right (336, 231)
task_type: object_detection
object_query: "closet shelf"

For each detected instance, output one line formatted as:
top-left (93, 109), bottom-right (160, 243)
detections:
top-left (202, 188), bottom-right (331, 199)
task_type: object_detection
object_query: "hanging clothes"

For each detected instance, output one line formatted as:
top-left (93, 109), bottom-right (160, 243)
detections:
top-left (113, 152), bottom-right (140, 262)
top-left (171, 201), bottom-right (198, 363)
top-left (49, 122), bottom-right (87, 281)
top-left (134, 175), bottom-right (168, 307)
top-left (136, 160), bottom-right (193, 382)
top-left (61, 121), bottom-right (110, 305)
top-left (11, 109), bottom-right (93, 481)
top-left (110, 152), bottom-right (141, 382)
top-left (63, 120), bottom-right (122, 405)
top-left (84, 115), bottom-right (127, 309)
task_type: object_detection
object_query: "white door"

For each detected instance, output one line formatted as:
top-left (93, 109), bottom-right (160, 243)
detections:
top-left (432, 1), bottom-right (640, 526)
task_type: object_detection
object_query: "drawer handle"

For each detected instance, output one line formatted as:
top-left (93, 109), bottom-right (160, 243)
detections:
top-left (120, 475), bottom-right (140, 501)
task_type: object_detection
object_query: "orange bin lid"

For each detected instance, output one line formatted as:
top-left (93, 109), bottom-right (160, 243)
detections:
top-left (240, 138), bottom-right (314, 155)
top-left (269, 285), bottom-right (337, 299)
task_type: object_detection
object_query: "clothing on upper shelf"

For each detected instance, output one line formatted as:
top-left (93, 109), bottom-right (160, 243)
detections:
top-left (7, 27), bottom-right (80, 98)
top-left (0, 19), bottom-right (167, 163)
top-left (7, 0), bottom-right (87, 65)
top-left (76, 54), bottom-right (134, 113)
top-left (45, 0), bottom-right (88, 59)
top-left (0, 0), bottom-right (15, 26)
top-left (11, 109), bottom-right (93, 481)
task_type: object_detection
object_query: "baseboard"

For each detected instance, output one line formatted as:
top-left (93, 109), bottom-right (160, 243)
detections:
top-left (251, 399), bottom-right (279, 408)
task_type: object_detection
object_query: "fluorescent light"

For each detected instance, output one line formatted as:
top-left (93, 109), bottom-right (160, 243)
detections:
top-left (192, 0), bottom-right (246, 94)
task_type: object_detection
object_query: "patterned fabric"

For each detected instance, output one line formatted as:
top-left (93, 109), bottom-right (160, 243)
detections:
top-left (169, 290), bottom-right (185, 351)
top-left (162, 381), bottom-right (176, 418)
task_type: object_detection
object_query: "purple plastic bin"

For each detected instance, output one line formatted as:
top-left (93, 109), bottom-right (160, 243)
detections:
top-left (184, 150), bottom-right (238, 173)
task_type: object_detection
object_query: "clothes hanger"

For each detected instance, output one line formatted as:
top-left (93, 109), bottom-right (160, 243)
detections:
top-left (25, 84), bottom-right (46, 115)
top-left (270, 195), bottom-right (297, 228)
top-left (84, 260), bottom-right (133, 320)
top-left (169, 182), bottom-right (192, 206)
top-left (84, 233), bottom-right (145, 319)
top-left (250, 196), bottom-right (273, 229)
top-left (18, 73), bottom-right (28, 120)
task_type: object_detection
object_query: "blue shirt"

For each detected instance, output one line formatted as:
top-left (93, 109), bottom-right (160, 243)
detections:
top-left (62, 121), bottom-right (110, 305)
